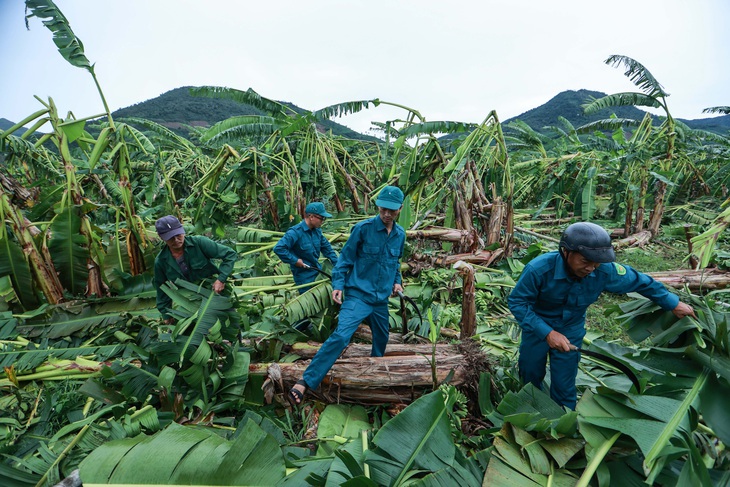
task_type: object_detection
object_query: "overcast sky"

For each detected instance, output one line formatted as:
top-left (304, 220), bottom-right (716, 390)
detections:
top-left (2, 0), bottom-right (728, 136)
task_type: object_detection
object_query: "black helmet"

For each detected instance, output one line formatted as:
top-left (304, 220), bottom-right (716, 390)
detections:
top-left (559, 222), bottom-right (616, 263)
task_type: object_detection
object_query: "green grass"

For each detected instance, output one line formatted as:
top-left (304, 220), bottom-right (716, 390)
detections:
top-left (586, 240), bottom-right (690, 345)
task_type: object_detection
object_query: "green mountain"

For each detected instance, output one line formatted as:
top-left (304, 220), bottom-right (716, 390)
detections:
top-left (111, 87), bottom-right (380, 142)
top-left (0, 118), bottom-right (29, 136)
top-left (503, 89), bottom-right (730, 134)
top-left (4, 88), bottom-right (728, 142)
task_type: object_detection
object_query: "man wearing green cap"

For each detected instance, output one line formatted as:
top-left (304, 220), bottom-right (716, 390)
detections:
top-left (274, 202), bottom-right (338, 292)
top-left (289, 186), bottom-right (406, 404)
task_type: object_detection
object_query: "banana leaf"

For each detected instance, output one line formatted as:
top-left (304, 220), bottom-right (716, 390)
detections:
top-left (25, 0), bottom-right (92, 71)
top-left (485, 436), bottom-right (576, 487)
top-left (48, 205), bottom-right (89, 295)
top-left (316, 404), bottom-right (371, 456)
top-left (18, 307), bottom-right (125, 339)
top-left (364, 390), bottom-right (455, 486)
top-left (282, 281), bottom-right (333, 324)
top-left (0, 231), bottom-right (37, 308)
top-left (80, 420), bottom-right (286, 485)
top-left (0, 344), bottom-right (125, 370)
top-left (699, 372), bottom-right (730, 446)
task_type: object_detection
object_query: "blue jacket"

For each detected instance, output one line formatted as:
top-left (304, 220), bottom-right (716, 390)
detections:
top-left (331, 215), bottom-right (405, 304)
top-left (273, 220), bottom-right (338, 285)
top-left (508, 251), bottom-right (679, 339)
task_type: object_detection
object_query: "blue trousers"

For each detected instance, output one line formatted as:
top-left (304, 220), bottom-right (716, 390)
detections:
top-left (518, 323), bottom-right (585, 409)
top-left (303, 296), bottom-right (389, 390)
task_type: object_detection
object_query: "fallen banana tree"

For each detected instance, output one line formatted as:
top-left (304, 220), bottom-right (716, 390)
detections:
top-left (646, 268), bottom-right (730, 290)
top-left (252, 340), bottom-right (490, 405)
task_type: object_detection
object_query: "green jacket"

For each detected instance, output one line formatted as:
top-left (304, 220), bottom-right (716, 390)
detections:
top-left (154, 235), bottom-right (238, 319)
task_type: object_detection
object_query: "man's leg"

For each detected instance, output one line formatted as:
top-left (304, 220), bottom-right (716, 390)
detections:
top-left (367, 301), bottom-right (390, 357)
top-left (518, 329), bottom-right (549, 390)
top-left (302, 297), bottom-right (371, 389)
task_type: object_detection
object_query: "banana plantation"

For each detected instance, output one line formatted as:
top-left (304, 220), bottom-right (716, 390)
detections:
top-left (2, 1), bottom-right (730, 486)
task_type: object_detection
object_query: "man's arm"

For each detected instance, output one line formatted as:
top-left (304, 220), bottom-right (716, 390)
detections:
top-left (507, 268), bottom-right (554, 340)
top-left (393, 227), bottom-right (405, 287)
top-left (605, 264), bottom-right (680, 311)
top-left (198, 236), bottom-right (238, 283)
top-left (330, 224), bottom-right (362, 301)
top-left (273, 229), bottom-right (300, 266)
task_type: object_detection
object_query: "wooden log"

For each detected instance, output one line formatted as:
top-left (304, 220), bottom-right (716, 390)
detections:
top-left (289, 342), bottom-right (458, 359)
top-left (647, 269), bottom-right (730, 290)
top-left (404, 249), bottom-right (503, 274)
top-left (613, 230), bottom-right (652, 249)
top-left (514, 226), bottom-right (560, 243)
top-left (251, 353), bottom-right (470, 405)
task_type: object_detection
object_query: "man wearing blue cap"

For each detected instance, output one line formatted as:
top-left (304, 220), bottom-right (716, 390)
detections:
top-left (154, 215), bottom-right (238, 324)
top-left (289, 186), bottom-right (406, 404)
top-left (273, 202), bottom-right (338, 293)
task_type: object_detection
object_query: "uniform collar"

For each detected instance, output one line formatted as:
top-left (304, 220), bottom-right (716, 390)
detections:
top-left (374, 215), bottom-right (393, 232)
top-left (298, 220), bottom-right (314, 232)
top-left (553, 252), bottom-right (571, 280)
top-left (553, 251), bottom-right (596, 281)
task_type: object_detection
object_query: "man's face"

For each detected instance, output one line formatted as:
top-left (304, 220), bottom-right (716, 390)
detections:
top-left (165, 234), bottom-right (185, 252)
top-left (565, 251), bottom-right (601, 278)
top-left (378, 206), bottom-right (401, 225)
top-left (306, 213), bottom-right (325, 229)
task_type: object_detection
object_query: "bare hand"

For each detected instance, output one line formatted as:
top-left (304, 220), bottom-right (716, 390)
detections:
top-left (392, 283), bottom-right (404, 296)
top-left (213, 280), bottom-right (225, 294)
top-left (546, 330), bottom-right (572, 352)
top-left (164, 317), bottom-right (175, 325)
top-left (672, 302), bottom-right (696, 319)
top-left (332, 289), bottom-right (343, 304)
top-left (295, 259), bottom-right (305, 268)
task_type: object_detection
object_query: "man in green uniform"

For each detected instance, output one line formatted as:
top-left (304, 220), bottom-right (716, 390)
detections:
top-left (154, 215), bottom-right (238, 324)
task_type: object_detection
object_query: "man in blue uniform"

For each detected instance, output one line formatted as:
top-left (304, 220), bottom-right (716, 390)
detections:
top-left (288, 186), bottom-right (407, 404)
top-left (154, 215), bottom-right (238, 325)
top-left (508, 222), bottom-right (696, 409)
top-left (273, 202), bottom-right (338, 292)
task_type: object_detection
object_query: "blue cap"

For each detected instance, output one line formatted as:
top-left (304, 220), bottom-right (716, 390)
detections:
top-left (305, 202), bottom-right (332, 218)
top-left (155, 215), bottom-right (185, 241)
top-left (375, 186), bottom-right (404, 210)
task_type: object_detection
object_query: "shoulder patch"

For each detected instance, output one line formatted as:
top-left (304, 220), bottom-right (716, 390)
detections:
top-left (613, 263), bottom-right (626, 275)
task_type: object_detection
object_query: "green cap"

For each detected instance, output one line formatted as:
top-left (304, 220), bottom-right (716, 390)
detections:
top-left (305, 202), bottom-right (332, 218)
top-left (375, 186), bottom-right (404, 210)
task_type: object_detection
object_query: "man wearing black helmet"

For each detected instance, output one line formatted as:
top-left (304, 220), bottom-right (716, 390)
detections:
top-left (508, 222), bottom-right (695, 409)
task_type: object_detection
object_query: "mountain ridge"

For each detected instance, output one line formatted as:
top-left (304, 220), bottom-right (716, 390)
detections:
top-left (3, 87), bottom-right (729, 138)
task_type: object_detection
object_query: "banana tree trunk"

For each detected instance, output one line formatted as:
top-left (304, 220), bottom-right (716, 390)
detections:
top-left (486, 197), bottom-right (504, 247)
top-left (404, 249), bottom-right (503, 272)
top-left (635, 168), bottom-right (648, 233)
top-left (332, 155), bottom-right (362, 214)
top-left (253, 353), bottom-right (471, 404)
top-left (613, 230), bottom-right (652, 249)
top-left (456, 262), bottom-right (476, 339)
top-left (647, 268), bottom-right (730, 290)
top-left (289, 342), bottom-right (460, 359)
top-left (647, 180), bottom-right (667, 236)
top-left (0, 193), bottom-right (64, 304)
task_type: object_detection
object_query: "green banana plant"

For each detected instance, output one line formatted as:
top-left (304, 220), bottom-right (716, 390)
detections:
top-left (583, 55), bottom-right (678, 237)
